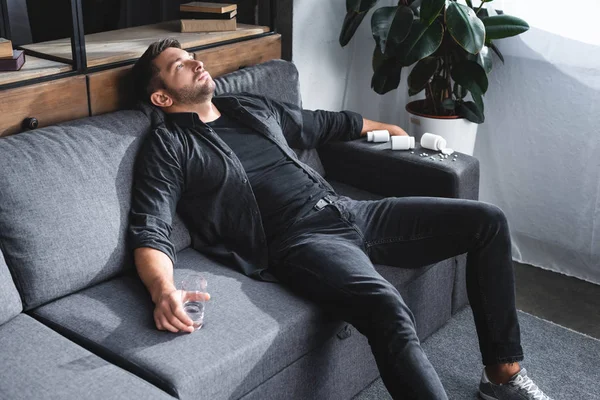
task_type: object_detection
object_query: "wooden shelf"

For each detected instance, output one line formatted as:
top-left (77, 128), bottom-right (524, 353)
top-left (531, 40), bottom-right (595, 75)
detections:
top-left (21, 21), bottom-right (270, 68)
top-left (0, 55), bottom-right (72, 86)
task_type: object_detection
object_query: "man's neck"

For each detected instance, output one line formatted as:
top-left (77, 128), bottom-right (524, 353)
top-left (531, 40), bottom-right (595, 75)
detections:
top-left (167, 100), bottom-right (221, 123)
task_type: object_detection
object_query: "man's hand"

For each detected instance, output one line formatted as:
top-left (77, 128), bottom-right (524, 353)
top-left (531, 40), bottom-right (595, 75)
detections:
top-left (154, 289), bottom-right (211, 333)
top-left (361, 118), bottom-right (408, 137)
top-left (385, 124), bottom-right (408, 137)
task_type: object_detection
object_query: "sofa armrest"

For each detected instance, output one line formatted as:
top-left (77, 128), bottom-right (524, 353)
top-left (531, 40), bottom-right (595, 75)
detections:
top-left (319, 139), bottom-right (480, 200)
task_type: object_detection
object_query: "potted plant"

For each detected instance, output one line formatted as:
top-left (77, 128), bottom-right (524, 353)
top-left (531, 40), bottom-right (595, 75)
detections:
top-left (339, 0), bottom-right (529, 154)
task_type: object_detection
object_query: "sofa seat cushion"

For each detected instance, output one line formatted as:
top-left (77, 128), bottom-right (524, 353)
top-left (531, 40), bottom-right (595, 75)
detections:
top-left (30, 248), bottom-right (346, 399)
top-left (0, 249), bottom-right (22, 325)
top-left (0, 314), bottom-right (173, 400)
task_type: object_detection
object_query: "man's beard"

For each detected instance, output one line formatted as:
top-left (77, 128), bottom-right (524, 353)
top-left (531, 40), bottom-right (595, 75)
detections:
top-left (166, 79), bottom-right (215, 105)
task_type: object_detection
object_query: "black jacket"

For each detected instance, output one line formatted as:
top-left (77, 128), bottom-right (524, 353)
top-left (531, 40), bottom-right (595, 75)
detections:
top-left (129, 93), bottom-right (363, 281)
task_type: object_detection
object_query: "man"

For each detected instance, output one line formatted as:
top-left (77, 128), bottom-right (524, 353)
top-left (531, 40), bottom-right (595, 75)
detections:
top-left (128, 39), bottom-right (552, 400)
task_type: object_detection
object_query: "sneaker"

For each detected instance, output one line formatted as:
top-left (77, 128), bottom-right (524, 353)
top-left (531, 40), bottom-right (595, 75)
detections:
top-left (479, 368), bottom-right (553, 400)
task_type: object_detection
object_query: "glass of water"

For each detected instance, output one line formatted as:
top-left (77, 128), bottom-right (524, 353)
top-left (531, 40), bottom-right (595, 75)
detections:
top-left (181, 274), bottom-right (208, 331)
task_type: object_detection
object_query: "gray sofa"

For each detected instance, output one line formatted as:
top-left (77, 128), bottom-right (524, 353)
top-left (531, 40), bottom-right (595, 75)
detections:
top-left (0, 60), bottom-right (479, 399)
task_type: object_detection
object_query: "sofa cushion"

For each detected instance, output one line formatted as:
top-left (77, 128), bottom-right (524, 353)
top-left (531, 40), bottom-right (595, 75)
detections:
top-left (0, 314), bottom-right (173, 399)
top-left (214, 59), bottom-right (302, 107)
top-left (0, 110), bottom-right (189, 310)
top-left (31, 248), bottom-right (346, 399)
top-left (0, 249), bottom-right (22, 325)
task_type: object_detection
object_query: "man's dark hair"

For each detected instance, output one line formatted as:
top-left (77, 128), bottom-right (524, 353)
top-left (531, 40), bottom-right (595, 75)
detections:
top-left (132, 38), bottom-right (182, 103)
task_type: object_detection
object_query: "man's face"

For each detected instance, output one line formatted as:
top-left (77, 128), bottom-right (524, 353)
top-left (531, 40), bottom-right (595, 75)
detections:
top-left (151, 47), bottom-right (216, 107)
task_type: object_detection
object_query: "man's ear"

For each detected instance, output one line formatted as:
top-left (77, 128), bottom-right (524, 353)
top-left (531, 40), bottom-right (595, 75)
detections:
top-left (150, 90), bottom-right (173, 108)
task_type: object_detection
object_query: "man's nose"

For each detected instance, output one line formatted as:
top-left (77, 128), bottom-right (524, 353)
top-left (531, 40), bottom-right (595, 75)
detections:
top-left (194, 60), bottom-right (204, 71)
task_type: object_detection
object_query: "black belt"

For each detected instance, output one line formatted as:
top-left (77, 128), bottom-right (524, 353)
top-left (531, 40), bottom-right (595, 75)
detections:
top-left (313, 195), bottom-right (336, 210)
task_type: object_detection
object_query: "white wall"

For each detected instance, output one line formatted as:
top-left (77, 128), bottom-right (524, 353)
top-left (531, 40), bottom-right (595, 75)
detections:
top-left (293, 1), bottom-right (600, 284)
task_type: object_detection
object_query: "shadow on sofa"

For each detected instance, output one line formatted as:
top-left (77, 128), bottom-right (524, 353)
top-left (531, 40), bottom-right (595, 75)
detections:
top-left (0, 60), bottom-right (479, 400)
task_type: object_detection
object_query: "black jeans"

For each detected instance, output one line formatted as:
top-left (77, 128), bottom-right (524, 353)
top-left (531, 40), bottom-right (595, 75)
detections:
top-left (268, 195), bottom-right (523, 400)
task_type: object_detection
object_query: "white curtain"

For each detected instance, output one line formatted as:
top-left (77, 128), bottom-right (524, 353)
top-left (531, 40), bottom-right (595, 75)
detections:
top-left (474, 0), bottom-right (600, 284)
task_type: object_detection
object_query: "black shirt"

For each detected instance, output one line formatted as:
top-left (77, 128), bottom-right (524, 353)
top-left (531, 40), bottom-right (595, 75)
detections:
top-left (207, 113), bottom-right (330, 242)
top-left (129, 94), bottom-right (363, 281)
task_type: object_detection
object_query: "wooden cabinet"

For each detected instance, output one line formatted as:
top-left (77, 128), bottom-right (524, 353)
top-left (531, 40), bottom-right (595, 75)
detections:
top-left (0, 31), bottom-right (282, 137)
top-left (0, 76), bottom-right (88, 137)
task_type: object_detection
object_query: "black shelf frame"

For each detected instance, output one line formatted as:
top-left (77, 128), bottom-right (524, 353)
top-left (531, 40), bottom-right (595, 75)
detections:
top-left (0, 0), bottom-right (278, 91)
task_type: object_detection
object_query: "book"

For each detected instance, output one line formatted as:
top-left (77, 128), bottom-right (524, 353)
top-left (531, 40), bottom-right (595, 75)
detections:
top-left (0, 50), bottom-right (26, 71)
top-left (0, 37), bottom-right (13, 59)
top-left (180, 18), bottom-right (237, 33)
top-left (180, 9), bottom-right (237, 20)
top-left (180, 2), bottom-right (237, 14)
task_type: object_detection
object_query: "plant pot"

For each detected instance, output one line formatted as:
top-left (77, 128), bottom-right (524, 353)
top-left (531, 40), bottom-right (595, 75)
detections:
top-left (406, 100), bottom-right (479, 155)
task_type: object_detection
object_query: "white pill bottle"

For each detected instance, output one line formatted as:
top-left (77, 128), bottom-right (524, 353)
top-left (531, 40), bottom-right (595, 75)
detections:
top-left (420, 133), bottom-right (447, 152)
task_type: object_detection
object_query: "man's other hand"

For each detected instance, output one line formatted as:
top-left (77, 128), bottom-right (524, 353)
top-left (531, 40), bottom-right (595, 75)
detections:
top-left (387, 124), bottom-right (408, 137)
top-left (361, 118), bottom-right (408, 137)
top-left (154, 289), bottom-right (211, 333)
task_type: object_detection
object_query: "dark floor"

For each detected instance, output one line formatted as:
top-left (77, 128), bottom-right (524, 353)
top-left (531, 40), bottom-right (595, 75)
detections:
top-left (513, 261), bottom-right (600, 339)
top-left (353, 262), bottom-right (600, 399)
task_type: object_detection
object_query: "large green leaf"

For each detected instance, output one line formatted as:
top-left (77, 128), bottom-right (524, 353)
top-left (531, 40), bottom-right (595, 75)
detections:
top-left (445, 2), bottom-right (485, 54)
top-left (340, 0), bottom-right (380, 46)
top-left (458, 101), bottom-right (485, 123)
top-left (372, 44), bottom-right (385, 72)
top-left (386, 6), bottom-right (414, 54)
top-left (407, 57), bottom-right (438, 91)
top-left (340, 12), bottom-right (367, 46)
top-left (397, 20), bottom-right (444, 66)
top-left (371, 7), bottom-right (397, 53)
top-left (482, 15), bottom-right (529, 40)
top-left (372, 58), bottom-right (402, 94)
top-left (420, 0), bottom-right (445, 26)
top-left (451, 60), bottom-right (488, 95)
top-left (467, 45), bottom-right (492, 73)
top-left (471, 91), bottom-right (485, 113)
top-left (409, 0), bottom-right (423, 14)
top-left (372, 6), bottom-right (414, 55)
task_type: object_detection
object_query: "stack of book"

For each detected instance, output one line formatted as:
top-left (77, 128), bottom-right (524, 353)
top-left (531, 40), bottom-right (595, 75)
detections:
top-left (179, 2), bottom-right (237, 33)
top-left (0, 38), bottom-right (25, 72)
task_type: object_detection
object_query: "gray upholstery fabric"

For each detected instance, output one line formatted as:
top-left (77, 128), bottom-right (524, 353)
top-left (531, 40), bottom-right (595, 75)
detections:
top-left (0, 314), bottom-right (173, 399)
top-left (320, 141), bottom-right (480, 200)
top-left (171, 213), bottom-right (192, 253)
top-left (0, 249), bottom-right (22, 325)
top-left (214, 59), bottom-right (326, 176)
top-left (0, 111), bottom-right (188, 310)
top-left (214, 59), bottom-right (302, 106)
top-left (31, 247), bottom-right (459, 400)
top-left (31, 247), bottom-right (343, 399)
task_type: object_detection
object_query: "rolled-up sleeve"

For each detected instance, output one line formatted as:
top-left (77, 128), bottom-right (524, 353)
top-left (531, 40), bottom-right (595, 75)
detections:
top-left (263, 96), bottom-right (364, 149)
top-left (129, 128), bottom-right (184, 264)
